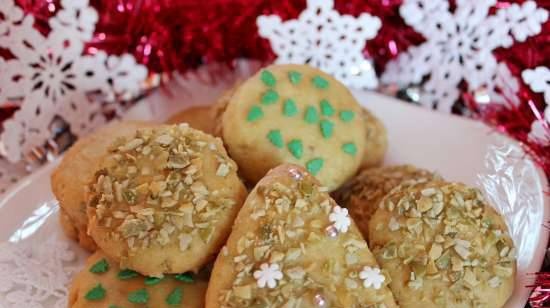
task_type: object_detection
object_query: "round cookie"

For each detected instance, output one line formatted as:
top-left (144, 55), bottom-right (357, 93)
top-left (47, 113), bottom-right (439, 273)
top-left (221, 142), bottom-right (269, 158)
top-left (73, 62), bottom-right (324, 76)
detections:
top-left (87, 124), bottom-right (248, 277)
top-left (52, 121), bottom-right (155, 252)
top-left (369, 181), bottom-right (516, 308)
top-left (360, 109), bottom-right (388, 169)
top-left (206, 164), bottom-right (397, 308)
top-left (211, 83), bottom-right (241, 137)
top-left (166, 106), bottom-right (216, 135)
top-left (333, 165), bottom-right (439, 239)
top-left (221, 64), bottom-right (367, 191)
top-left (69, 251), bottom-right (208, 307)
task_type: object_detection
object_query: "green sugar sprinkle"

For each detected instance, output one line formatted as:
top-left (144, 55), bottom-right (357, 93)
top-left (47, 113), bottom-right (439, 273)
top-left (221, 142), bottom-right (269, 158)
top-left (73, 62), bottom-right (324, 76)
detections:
top-left (144, 276), bottom-right (163, 286)
top-left (247, 106), bottom-right (264, 122)
top-left (312, 75), bottom-right (329, 89)
top-left (267, 130), bottom-right (284, 148)
top-left (319, 99), bottom-right (335, 116)
top-left (261, 70), bottom-right (276, 87)
top-left (339, 110), bottom-right (355, 122)
top-left (118, 269), bottom-right (139, 280)
top-left (304, 106), bottom-right (319, 124)
top-left (283, 99), bottom-right (298, 117)
top-left (166, 287), bottom-right (183, 306)
top-left (320, 120), bottom-right (334, 139)
top-left (342, 142), bottom-right (357, 156)
top-left (174, 273), bottom-right (195, 283)
top-left (261, 89), bottom-right (279, 105)
top-left (85, 283), bottom-right (106, 301)
top-left (128, 289), bottom-right (149, 304)
top-left (306, 158), bottom-right (324, 175)
top-left (288, 71), bottom-right (302, 85)
top-left (89, 258), bottom-right (109, 274)
top-left (287, 139), bottom-right (303, 159)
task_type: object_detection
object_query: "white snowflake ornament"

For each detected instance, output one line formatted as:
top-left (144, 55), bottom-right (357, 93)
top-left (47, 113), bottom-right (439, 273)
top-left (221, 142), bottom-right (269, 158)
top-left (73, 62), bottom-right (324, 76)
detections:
top-left (253, 263), bottom-right (283, 289)
top-left (523, 66), bottom-right (550, 145)
top-left (328, 205), bottom-right (351, 234)
top-left (359, 266), bottom-right (385, 289)
top-left (0, 0), bottom-right (147, 163)
top-left (257, 0), bottom-right (381, 89)
top-left (382, 0), bottom-right (548, 113)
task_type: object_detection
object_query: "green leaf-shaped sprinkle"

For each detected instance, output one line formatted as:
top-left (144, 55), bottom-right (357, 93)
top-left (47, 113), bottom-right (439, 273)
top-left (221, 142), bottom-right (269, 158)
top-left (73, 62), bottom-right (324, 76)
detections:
top-left (261, 89), bottom-right (279, 105)
top-left (312, 75), bottom-right (329, 89)
top-left (128, 288), bottom-right (149, 304)
top-left (144, 276), bottom-right (164, 286)
top-left (287, 139), bottom-right (303, 159)
top-left (174, 272), bottom-right (195, 283)
top-left (267, 130), bottom-right (284, 148)
top-left (85, 283), bottom-right (106, 301)
top-left (283, 99), bottom-right (298, 117)
top-left (304, 106), bottom-right (319, 124)
top-left (247, 106), bottom-right (264, 122)
top-left (342, 143), bottom-right (357, 156)
top-left (261, 70), bottom-right (276, 87)
top-left (306, 158), bottom-right (324, 175)
top-left (118, 269), bottom-right (139, 280)
top-left (319, 99), bottom-right (335, 116)
top-left (339, 110), bottom-right (355, 122)
top-left (89, 258), bottom-right (109, 274)
top-left (288, 71), bottom-right (302, 85)
top-left (320, 120), bottom-right (334, 139)
top-left (166, 287), bottom-right (183, 306)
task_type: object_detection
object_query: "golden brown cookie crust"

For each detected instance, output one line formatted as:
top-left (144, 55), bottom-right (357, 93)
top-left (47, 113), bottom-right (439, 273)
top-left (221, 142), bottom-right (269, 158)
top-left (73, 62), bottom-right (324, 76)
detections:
top-left (360, 109), bottom-right (388, 169)
top-left (166, 106), bottom-right (216, 135)
top-left (369, 181), bottom-right (516, 308)
top-left (87, 124), bottom-right (247, 277)
top-left (334, 165), bottom-right (439, 239)
top-left (52, 121), bottom-right (155, 251)
top-left (221, 64), bottom-right (367, 191)
top-left (68, 251), bottom-right (208, 307)
top-left (206, 164), bottom-right (397, 308)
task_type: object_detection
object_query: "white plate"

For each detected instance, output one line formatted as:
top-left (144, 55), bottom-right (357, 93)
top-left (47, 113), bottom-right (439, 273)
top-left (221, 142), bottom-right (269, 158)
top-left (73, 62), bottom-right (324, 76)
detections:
top-left (0, 74), bottom-right (547, 308)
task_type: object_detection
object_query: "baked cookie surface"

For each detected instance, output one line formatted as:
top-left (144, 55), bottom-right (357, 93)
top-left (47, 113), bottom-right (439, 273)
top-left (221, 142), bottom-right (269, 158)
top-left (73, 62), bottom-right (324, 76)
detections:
top-left (167, 106), bottom-right (216, 135)
top-left (333, 165), bottom-right (439, 239)
top-left (369, 181), bottom-right (516, 308)
top-left (206, 164), bottom-right (397, 308)
top-left (69, 251), bottom-right (208, 307)
top-left (221, 64), bottom-right (367, 191)
top-left (360, 109), bottom-right (388, 169)
top-left (87, 124), bottom-right (247, 277)
top-left (52, 121), bottom-right (155, 251)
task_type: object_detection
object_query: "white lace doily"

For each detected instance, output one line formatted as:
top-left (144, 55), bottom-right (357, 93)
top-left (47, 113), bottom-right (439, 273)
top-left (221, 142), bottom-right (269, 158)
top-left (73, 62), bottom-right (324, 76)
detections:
top-left (0, 0), bottom-right (147, 163)
top-left (382, 0), bottom-right (548, 113)
top-left (522, 66), bottom-right (550, 145)
top-left (257, 0), bottom-right (381, 89)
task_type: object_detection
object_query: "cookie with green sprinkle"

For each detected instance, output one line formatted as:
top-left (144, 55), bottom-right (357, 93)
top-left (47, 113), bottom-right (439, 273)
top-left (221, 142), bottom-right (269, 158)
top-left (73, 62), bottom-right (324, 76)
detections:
top-left (220, 64), bottom-right (367, 191)
top-left (69, 251), bottom-right (209, 308)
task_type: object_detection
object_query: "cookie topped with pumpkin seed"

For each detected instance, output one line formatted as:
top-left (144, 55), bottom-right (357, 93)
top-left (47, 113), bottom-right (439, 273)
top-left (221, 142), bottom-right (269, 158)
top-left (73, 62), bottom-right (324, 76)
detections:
top-left (221, 64), bottom-right (367, 191)
top-left (333, 165), bottom-right (440, 239)
top-left (86, 124), bottom-right (247, 277)
top-left (69, 251), bottom-right (208, 308)
top-left (369, 181), bottom-right (516, 308)
top-left (205, 164), bottom-right (397, 308)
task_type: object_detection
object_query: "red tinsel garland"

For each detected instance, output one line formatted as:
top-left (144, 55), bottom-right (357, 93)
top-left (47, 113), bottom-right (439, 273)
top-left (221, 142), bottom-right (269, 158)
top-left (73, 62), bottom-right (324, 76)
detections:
top-left (3, 1), bottom-right (550, 305)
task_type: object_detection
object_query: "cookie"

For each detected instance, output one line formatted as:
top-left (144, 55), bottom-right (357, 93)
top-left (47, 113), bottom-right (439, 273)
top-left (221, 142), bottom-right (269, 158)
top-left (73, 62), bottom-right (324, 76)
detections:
top-left (221, 64), bottom-right (367, 191)
top-left (69, 251), bottom-right (208, 307)
top-left (87, 124), bottom-right (247, 277)
top-left (369, 181), bottom-right (516, 308)
top-left (211, 83), bottom-right (241, 137)
top-left (205, 164), bottom-right (397, 308)
top-left (52, 121), bottom-right (155, 251)
top-left (333, 165), bottom-right (439, 239)
top-left (166, 106), bottom-right (216, 135)
top-left (59, 208), bottom-right (98, 251)
top-left (360, 109), bottom-right (388, 168)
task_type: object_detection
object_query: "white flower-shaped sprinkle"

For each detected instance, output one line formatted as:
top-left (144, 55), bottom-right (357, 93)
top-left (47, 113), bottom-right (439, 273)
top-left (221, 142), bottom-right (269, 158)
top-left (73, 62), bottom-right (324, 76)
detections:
top-left (359, 266), bottom-right (385, 289)
top-left (253, 263), bottom-right (283, 289)
top-left (522, 66), bottom-right (550, 103)
top-left (329, 205), bottom-right (351, 233)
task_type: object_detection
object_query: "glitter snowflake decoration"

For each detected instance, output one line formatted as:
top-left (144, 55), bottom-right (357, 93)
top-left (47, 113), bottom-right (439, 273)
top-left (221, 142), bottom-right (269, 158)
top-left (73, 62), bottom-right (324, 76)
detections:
top-left (0, 0), bottom-right (147, 163)
top-left (359, 266), bottom-right (385, 289)
top-left (522, 66), bottom-right (550, 145)
top-left (253, 263), bottom-right (283, 289)
top-left (328, 205), bottom-right (351, 233)
top-left (257, 0), bottom-right (381, 89)
top-left (382, 0), bottom-right (548, 113)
